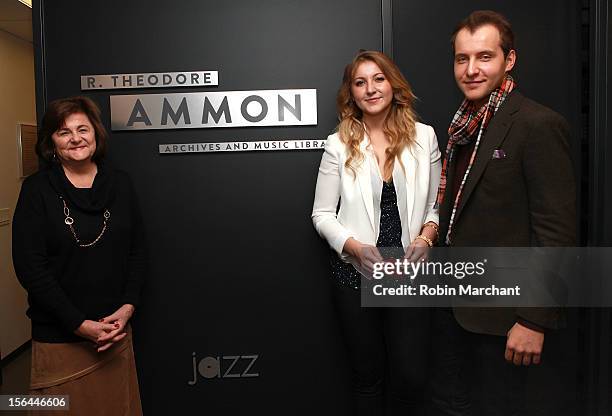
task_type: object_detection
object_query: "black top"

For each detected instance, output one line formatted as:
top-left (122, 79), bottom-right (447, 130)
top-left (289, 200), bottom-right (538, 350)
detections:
top-left (12, 164), bottom-right (146, 342)
top-left (331, 180), bottom-right (403, 289)
top-left (376, 181), bottom-right (403, 248)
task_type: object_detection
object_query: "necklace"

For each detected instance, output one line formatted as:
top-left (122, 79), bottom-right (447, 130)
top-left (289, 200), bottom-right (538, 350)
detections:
top-left (60, 196), bottom-right (110, 247)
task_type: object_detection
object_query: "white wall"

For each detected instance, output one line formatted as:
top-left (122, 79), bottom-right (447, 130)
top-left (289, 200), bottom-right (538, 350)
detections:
top-left (0, 28), bottom-right (35, 359)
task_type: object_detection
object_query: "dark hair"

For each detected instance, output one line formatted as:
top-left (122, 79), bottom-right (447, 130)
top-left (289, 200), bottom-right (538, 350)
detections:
top-left (36, 96), bottom-right (108, 165)
top-left (451, 10), bottom-right (515, 58)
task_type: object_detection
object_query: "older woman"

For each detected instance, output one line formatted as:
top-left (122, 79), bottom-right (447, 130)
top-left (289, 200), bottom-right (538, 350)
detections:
top-left (312, 51), bottom-right (441, 415)
top-left (12, 96), bottom-right (145, 415)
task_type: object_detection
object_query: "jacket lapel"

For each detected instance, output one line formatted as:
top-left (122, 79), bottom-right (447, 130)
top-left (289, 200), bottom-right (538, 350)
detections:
top-left (357, 137), bottom-right (376, 232)
top-left (453, 91), bottom-right (524, 222)
top-left (395, 147), bottom-right (416, 234)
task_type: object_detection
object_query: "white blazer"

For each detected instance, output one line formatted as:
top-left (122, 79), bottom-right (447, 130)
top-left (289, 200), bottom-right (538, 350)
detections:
top-left (312, 122), bottom-right (442, 260)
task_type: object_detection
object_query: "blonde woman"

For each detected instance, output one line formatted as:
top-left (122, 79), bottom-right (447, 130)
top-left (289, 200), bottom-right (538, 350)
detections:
top-left (312, 51), bottom-right (441, 415)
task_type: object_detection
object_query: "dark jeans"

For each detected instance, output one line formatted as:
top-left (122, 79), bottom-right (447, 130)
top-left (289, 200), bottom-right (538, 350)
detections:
top-left (429, 308), bottom-right (528, 416)
top-left (332, 281), bottom-right (432, 416)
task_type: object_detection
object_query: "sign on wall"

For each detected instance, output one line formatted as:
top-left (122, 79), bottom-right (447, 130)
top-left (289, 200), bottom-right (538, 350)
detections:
top-left (81, 71), bottom-right (218, 90)
top-left (158, 139), bottom-right (326, 154)
top-left (110, 89), bottom-right (317, 131)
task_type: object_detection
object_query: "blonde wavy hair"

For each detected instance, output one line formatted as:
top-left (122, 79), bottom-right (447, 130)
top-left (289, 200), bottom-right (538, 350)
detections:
top-left (336, 50), bottom-right (418, 179)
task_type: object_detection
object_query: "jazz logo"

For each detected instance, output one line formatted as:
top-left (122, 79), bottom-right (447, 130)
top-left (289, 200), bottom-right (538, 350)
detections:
top-left (188, 353), bottom-right (259, 384)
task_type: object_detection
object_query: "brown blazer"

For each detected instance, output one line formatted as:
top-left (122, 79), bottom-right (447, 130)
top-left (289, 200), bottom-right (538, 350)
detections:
top-left (438, 91), bottom-right (577, 336)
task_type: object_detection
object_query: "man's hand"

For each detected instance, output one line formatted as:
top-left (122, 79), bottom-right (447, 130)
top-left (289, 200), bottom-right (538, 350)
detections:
top-left (505, 322), bottom-right (544, 366)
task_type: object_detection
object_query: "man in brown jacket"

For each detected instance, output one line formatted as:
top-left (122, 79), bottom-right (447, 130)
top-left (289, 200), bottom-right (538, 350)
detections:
top-left (431, 10), bottom-right (576, 416)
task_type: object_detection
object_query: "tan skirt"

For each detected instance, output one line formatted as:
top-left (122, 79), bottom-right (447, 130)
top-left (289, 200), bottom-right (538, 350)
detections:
top-left (29, 327), bottom-right (142, 416)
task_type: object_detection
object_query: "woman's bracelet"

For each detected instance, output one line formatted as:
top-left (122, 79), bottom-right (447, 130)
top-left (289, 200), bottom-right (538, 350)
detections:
top-left (423, 222), bottom-right (439, 235)
top-left (415, 235), bottom-right (434, 248)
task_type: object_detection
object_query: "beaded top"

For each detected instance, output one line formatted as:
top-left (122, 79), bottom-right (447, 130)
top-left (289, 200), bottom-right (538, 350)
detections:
top-left (330, 180), bottom-right (403, 289)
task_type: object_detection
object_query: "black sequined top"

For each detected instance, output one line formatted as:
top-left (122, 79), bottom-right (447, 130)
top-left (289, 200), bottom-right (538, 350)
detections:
top-left (330, 180), bottom-right (403, 289)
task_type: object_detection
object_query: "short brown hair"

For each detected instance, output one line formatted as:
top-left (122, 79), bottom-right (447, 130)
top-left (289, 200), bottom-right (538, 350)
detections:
top-left (451, 10), bottom-right (515, 58)
top-left (37, 96), bottom-right (108, 165)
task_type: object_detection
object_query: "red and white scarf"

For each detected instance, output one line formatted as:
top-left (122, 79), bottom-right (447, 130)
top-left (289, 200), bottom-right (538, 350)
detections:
top-left (436, 74), bottom-right (516, 244)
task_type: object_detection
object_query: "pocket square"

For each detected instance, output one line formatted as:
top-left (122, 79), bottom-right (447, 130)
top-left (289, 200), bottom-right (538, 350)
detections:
top-left (492, 149), bottom-right (506, 159)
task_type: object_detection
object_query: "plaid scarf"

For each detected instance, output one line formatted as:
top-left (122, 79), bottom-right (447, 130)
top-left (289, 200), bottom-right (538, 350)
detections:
top-left (436, 74), bottom-right (516, 244)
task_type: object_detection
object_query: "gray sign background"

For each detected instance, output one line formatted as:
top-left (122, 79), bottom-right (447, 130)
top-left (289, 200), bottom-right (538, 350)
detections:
top-left (110, 89), bottom-right (317, 130)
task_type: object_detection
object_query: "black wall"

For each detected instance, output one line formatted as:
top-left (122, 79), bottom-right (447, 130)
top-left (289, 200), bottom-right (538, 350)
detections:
top-left (392, 0), bottom-right (585, 241)
top-left (35, 0), bottom-right (382, 414)
top-left (33, 0), bottom-right (611, 414)
top-left (586, 1), bottom-right (612, 413)
top-left (391, 2), bottom-right (590, 414)
top-left (392, 0), bottom-right (582, 149)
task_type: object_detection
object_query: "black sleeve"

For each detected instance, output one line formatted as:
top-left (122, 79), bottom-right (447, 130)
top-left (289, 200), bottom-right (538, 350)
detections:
top-left (515, 111), bottom-right (576, 329)
top-left (522, 112), bottom-right (576, 246)
top-left (12, 177), bottom-right (86, 332)
top-left (121, 175), bottom-right (147, 307)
